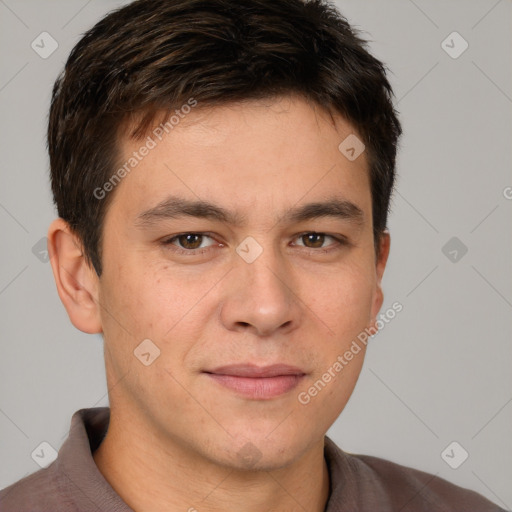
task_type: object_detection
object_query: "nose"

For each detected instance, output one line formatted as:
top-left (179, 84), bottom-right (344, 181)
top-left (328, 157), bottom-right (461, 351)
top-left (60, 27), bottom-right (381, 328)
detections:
top-left (219, 246), bottom-right (301, 337)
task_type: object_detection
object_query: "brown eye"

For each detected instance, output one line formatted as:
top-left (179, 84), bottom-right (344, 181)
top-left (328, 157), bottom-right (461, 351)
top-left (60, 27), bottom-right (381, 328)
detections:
top-left (301, 233), bottom-right (326, 248)
top-left (162, 233), bottom-right (219, 255)
top-left (176, 233), bottom-right (204, 249)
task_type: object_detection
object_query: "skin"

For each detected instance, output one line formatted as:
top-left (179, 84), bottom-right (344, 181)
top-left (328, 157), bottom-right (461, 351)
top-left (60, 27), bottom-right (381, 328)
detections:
top-left (48, 95), bottom-right (390, 512)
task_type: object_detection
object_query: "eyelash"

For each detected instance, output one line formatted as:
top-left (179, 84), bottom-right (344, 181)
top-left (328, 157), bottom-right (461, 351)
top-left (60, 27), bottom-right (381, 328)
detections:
top-left (160, 232), bottom-right (349, 256)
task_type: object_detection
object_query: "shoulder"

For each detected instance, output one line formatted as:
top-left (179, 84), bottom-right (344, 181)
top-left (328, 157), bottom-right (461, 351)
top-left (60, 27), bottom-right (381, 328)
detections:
top-left (0, 463), bottom-right (72, 512)
top-left (0, 407), bottom-right (107, 511)
top-left (355, 453), bottom-right (502, 511)
top-left (325, 438), bottom-right (505, 511)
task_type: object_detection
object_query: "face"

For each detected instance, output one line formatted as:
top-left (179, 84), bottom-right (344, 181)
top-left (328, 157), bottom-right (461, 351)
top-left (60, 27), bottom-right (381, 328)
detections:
top-left (95, 96), bottom-right (388, 470)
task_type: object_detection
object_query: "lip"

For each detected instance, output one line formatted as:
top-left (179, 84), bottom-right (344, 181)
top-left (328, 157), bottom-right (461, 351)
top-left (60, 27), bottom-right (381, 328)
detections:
top-left (204, 364), bottom-right (306, 400)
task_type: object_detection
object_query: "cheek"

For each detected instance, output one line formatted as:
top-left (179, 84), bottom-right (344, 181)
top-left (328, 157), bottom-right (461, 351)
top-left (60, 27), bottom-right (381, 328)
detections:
top-left (304, 260), bottom-right (376, 340)
top-left (307, 261), bottom-right (375, 415)
top-left (103, 252), bottom-right (167, 316)
top-left (102, 259), bottom-right (221, 354)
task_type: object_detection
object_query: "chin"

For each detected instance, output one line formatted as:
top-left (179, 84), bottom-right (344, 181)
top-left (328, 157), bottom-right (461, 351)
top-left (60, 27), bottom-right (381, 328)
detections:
top-left (211, 427), bottom-right (315, 472)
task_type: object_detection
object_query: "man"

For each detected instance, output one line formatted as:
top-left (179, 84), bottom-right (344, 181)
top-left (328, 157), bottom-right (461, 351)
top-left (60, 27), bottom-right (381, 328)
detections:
top-left (0, 0), bottom-right (505, 510)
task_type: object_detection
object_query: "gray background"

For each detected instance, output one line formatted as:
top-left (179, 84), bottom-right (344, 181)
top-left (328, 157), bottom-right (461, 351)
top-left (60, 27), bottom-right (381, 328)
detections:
top-left (0, 0), bottom-right (510, 507)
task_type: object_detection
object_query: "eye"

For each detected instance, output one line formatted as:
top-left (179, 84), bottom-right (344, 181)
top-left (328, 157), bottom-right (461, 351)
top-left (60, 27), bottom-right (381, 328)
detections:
top-left (292, 232), bottom-right (346, 251)
top-left (163, 233), bottom-right (218, 252)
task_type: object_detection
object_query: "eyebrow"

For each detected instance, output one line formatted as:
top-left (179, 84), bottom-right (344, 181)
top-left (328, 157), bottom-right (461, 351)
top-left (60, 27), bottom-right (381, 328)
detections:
top-left (135, 195), bottom-right (365, 228)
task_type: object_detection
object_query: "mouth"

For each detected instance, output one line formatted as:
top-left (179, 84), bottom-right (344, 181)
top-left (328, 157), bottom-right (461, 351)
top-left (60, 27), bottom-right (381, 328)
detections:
top-left (203, 364), bottom-right (306, 400)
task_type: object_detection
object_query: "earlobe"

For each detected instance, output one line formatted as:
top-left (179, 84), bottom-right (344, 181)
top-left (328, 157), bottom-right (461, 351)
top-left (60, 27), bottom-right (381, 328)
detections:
top-left (47, 218), bottom-right (103, 334)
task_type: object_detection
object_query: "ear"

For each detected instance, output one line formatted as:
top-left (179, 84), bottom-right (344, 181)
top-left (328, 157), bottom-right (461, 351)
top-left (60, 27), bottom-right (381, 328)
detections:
top-left (47, 218), bottom-right (103, 334)
top-left (369, 230), bottom-right (391, 325)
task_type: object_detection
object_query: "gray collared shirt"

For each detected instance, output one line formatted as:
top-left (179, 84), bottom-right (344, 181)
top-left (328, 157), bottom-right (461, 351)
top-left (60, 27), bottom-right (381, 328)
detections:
top-left (0, 408), bottom-right (505, 511)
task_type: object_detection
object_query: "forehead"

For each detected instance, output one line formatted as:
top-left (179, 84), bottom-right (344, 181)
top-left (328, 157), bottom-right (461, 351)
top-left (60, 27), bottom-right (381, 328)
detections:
top-left (111, 96), bottom-right (371, 223)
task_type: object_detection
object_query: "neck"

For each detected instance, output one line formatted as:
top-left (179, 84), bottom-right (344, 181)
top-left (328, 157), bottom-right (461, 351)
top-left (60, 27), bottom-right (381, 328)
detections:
top-left (93, 408), bottom-right (330, 512)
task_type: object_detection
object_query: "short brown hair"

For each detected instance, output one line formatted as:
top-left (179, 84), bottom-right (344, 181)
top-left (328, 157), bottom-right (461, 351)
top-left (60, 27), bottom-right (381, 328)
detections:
top-left (48, 0), bottom-right (402, 275)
